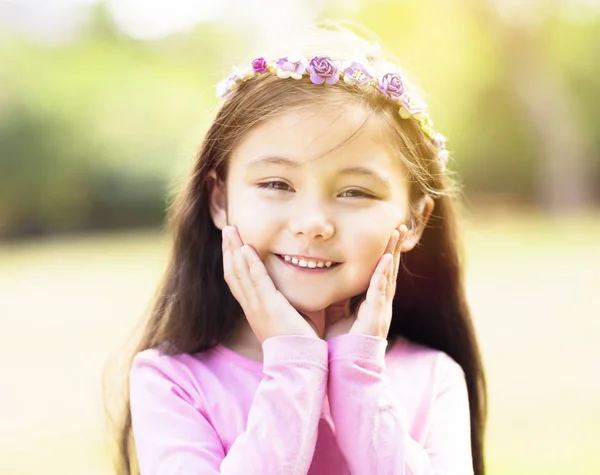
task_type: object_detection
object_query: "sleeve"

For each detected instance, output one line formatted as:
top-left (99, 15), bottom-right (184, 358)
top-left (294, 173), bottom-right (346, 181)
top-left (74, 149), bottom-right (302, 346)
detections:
top-left (130, 336), bottom-right (329, 475)
top-left (327, 334), bottom-right (473, 475)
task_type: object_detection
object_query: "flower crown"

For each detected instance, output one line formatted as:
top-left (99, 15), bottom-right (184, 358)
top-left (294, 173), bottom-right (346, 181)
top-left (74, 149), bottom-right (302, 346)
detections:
top-left (216, 54), bottom-right (449, 172)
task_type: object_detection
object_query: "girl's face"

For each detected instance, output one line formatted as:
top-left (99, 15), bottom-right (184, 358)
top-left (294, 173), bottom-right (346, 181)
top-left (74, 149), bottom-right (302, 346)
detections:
top-left (211, 105), bottom-right (415, 314)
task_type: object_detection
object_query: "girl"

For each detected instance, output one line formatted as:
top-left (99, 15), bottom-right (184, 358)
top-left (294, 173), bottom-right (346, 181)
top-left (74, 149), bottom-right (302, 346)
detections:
top-left (113, 23), bottom-right (487, 475)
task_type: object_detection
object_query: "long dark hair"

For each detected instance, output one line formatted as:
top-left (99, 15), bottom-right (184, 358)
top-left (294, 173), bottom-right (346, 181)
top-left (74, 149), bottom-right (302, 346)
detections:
top-left (105, 31), bottom-right (487, 475)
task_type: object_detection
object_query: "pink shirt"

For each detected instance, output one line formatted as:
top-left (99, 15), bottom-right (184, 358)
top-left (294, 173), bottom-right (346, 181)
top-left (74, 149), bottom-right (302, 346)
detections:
top-left (130, 333), bottom-right (473, 474)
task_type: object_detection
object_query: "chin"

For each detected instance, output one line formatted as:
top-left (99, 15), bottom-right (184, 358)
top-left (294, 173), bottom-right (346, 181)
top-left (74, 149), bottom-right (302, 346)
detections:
top-left (286, 296), bottom-right (332, 314)
top-left (283, 288), bottom-right (363, 314)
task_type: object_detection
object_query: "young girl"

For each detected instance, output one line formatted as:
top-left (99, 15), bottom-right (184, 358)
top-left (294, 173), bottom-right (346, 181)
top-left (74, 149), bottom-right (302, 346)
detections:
top-left (113, 23), bottom-right (487, 475)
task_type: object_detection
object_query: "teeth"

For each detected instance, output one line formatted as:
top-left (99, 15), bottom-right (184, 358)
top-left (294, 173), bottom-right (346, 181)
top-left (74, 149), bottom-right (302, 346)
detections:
top-left (281, 255), bottom-right (334, 269)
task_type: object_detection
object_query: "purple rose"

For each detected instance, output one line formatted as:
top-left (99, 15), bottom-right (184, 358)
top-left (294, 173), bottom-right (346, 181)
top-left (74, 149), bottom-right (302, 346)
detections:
top-left (400, 95), bottom-right (411, 111)
top-left (275, 56), bottom-right (307, 79)
top-left (307, 56), bottom-right (339, 85)
top-left (378, 73), bottom-right (404, 101)
top-left (343, 62), bottom-right (373, 86)
top-left (216, 72), bottom-right (241, 99)
top-left (433, 133), bottom-right (447, 149)
top-left (252, 57), bottom-right (268, 74)
top-left (437, 149), bottom-right (449, 171)
top-left (399, 91), bottom-right (426, 119)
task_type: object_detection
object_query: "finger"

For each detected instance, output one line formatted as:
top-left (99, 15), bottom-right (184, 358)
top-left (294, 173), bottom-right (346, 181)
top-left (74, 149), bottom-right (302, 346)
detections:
top-left (384, 229), bottom-right (400, 295)
top-left (384, 229), bottom-right (400, 255)
top-left (364, 253), bottom-right (393, 314)
top-left (223, 226), bottom-right (255, 306)
top-left (396, 224), bottom-right (408, 255)
top-left (228, 226), bottom-right (261, 302)
top-left (241, 245), bottom-right (308, 337)
top-left (228, 224), bottom-right (245, 248)
top-left (232, 238), bottom-right (256, 305)
top-left (241, 244), bottom-right (276, 294)
top-left (241, 244), bottom-right (290, 311)
top-left (222, 228), bottom-right (245, 304)
top-left (388, 224), bottom-right (408, 297)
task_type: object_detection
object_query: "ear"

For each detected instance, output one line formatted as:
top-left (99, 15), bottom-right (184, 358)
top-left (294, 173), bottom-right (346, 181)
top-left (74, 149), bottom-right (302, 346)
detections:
top-left (401, 195), bottom-right (435, 252)
top-left (208, 171), bottom-right (228, 230)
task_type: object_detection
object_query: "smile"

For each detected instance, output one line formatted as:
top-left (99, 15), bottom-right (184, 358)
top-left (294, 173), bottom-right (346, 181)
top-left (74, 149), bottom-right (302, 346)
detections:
top-left (276, 254), bottom-right (340, 270)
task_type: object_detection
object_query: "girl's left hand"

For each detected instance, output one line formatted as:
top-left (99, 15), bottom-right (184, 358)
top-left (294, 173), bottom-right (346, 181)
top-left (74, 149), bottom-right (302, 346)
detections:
top-left (324, 225), bottom-right (408, 340)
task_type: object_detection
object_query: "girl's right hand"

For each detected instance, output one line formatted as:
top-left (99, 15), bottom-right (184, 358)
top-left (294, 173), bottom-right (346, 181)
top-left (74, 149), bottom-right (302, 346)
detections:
top-left (222, 225), bottom-right (319, 343)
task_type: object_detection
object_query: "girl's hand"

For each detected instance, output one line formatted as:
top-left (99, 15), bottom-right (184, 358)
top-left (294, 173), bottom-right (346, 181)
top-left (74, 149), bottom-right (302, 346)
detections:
top-left (324, 225), bottom-right (408, 341)
top-left (222, 225), bottom-right (319, 343)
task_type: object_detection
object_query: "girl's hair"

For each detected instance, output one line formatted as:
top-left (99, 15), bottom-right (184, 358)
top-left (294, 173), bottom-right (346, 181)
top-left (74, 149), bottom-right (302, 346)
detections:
top-left (106, 22), bottom-right (487, 475)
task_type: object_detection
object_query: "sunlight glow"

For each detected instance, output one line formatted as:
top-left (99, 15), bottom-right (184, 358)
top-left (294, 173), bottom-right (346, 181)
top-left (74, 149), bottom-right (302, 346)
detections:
top-left (106, 0), bottom-right (222, 39)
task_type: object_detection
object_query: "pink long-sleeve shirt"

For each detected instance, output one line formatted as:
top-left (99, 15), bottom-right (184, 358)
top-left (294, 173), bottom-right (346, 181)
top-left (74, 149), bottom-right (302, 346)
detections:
top-left (130, 333), bottom-right (473, 475)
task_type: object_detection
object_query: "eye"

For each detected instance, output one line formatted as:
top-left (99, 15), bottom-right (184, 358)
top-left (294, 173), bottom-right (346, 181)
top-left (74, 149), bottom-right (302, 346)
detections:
top-left (257, 180), bottom-right (294, 192)
top-left (339, 188), bottom-right (374, 199)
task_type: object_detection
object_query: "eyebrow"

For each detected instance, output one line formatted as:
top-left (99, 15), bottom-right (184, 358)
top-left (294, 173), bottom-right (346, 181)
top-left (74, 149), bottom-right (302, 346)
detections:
top-left (338, 166), bottom-right (391, 188)
top-left (247, 156), bottom-right (391, 188)
top-left (247, 156), bottom-right (300, 169)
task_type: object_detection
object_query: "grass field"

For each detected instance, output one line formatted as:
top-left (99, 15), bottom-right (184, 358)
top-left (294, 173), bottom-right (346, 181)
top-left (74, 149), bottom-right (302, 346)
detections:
top-left (1, 210), bottom-right (599, 474)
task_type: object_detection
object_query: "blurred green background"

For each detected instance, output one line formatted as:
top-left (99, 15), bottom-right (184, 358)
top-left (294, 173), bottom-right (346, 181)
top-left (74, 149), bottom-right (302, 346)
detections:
top-left (0, 0), bottom-right (598, 474)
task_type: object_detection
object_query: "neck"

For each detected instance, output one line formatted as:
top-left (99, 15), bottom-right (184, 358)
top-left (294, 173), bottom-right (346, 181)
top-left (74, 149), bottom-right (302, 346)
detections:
top-left (222, 309), bottom-right (327, 362)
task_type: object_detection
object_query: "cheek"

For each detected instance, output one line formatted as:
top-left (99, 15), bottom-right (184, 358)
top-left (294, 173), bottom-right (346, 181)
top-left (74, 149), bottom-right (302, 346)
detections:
top-left (226, 192), bottom-right (282, 252)
top-left (343, 209), bottom-right (399, 256)
top-left (342, 218), bottom-right (395, 289)
top-left (353, 233), bottom-right (389, 275)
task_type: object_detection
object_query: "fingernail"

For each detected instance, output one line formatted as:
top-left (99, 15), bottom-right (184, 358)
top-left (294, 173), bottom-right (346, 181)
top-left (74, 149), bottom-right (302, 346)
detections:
top-left (224, 226), bottom-right (233, 243)
top-left (228, 226), bottom-right (237, 240)
top-left (399, 225), bottom-right (408, 239)
top-left (240, 245), bottom-right (252, 262)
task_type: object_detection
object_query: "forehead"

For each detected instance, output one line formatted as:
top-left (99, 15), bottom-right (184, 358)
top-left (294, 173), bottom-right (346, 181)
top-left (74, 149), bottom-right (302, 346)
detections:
top-left (229, 105), bottom-right (405, 177)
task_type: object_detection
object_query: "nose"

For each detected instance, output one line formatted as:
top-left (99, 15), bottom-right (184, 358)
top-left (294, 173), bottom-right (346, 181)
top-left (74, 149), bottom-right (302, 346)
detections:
top-left (287, 198), bottom-right (335, 241)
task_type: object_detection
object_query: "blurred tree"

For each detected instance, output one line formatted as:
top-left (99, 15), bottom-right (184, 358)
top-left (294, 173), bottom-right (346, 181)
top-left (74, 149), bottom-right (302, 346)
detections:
top-left (0, 102), bottom-right (92, 237)
top-left (468, 0), bottom-right (596, 210)
top-left (1, 0), bottom-right (598, 240)
top-left (346, 0), bottom-right (598, 209)
top-left (345, 0), bottom-right (542, 201)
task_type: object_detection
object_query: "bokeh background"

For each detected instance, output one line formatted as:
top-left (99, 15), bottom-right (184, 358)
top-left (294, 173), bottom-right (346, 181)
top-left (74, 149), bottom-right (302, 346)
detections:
top-left (1, 0), bottom-right (599, 474)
